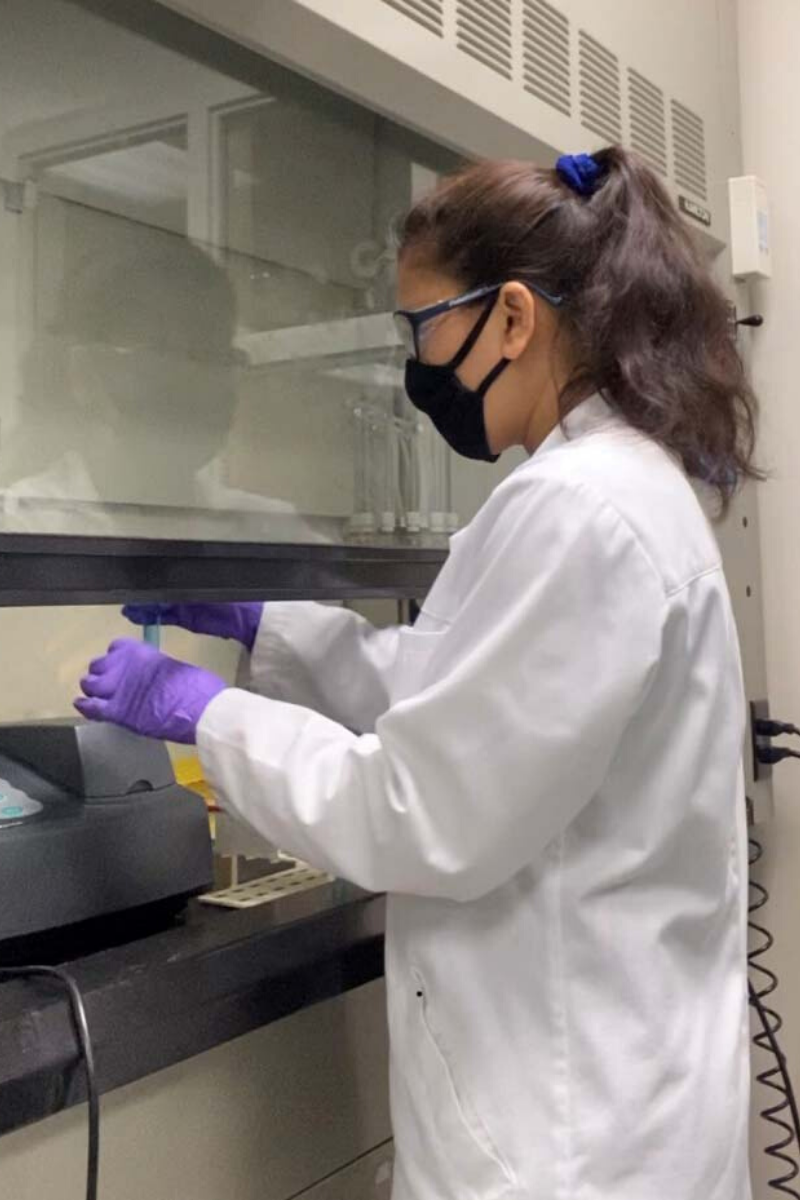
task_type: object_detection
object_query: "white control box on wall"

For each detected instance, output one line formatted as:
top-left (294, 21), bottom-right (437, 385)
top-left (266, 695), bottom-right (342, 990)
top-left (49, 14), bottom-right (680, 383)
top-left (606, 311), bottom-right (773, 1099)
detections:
top-left (729, 175), bottom-right (772, 279)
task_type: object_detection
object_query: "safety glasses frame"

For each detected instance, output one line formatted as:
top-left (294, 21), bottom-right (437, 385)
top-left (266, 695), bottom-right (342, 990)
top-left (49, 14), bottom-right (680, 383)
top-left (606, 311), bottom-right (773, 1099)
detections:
top-left (393, 280), bottom-right (565, 361)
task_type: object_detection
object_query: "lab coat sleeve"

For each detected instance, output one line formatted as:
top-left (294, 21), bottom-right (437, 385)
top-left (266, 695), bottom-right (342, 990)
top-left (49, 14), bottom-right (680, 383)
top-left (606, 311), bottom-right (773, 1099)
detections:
top-left (238, 602), bottom-right (401, 732)
top-left (198, 477), bottom-right (666, 901)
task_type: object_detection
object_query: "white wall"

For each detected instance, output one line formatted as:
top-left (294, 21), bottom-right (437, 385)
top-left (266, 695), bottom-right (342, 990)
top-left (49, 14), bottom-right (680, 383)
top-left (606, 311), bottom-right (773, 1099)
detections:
top-left (0, 606), bottom-right (240, 724)
top-left (737, 3), bottom-right (800, 1196)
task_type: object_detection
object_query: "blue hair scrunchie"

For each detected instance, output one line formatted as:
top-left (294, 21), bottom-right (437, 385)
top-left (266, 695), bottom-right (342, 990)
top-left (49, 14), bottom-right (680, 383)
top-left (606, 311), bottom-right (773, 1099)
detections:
top-left (555, 152), bottom-right (603, 197)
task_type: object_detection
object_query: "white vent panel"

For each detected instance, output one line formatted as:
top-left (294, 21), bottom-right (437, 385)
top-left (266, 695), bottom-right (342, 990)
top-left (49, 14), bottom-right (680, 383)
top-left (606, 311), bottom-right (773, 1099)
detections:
top-left (578, 31), bottom-right (621, 144)
top-left (381, 0), bottom-right (443, 37)
top-left (672, 100), bottom-right (707, 199)
top-left (522, 0), bottom-right (571, 117)
top-left (456, 0), bottom-right (513, 80)
top-left (628, 70), bottom-right (666, 174)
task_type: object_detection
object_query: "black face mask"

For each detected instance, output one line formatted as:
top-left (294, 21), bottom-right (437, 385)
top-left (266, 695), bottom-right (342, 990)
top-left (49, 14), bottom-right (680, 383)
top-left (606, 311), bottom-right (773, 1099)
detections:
top-left (404, 302), bottom-right (510, 463)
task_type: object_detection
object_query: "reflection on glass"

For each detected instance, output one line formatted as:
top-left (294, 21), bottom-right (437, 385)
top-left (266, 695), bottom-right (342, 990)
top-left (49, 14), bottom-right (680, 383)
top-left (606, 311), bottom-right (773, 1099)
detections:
top-left (0, 231), bottom-right (329, 540)
top-left (37, 125), bottom-right (188, 236)
top-left (0, 0), bottom-right (464, 545)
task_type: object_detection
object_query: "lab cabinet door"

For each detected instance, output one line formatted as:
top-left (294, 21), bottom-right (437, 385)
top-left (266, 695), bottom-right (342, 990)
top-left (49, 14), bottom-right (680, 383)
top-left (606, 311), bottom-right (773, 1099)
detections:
top-left (0, 0), bottom-right (509, 555)
top-left (297, 1142), bottom-right (394, 1200)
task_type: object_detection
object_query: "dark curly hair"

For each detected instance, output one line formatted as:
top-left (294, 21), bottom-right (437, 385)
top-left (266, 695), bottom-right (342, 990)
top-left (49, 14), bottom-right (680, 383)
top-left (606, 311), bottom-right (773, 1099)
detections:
top-left (399, 145), bottom-right (761, 514)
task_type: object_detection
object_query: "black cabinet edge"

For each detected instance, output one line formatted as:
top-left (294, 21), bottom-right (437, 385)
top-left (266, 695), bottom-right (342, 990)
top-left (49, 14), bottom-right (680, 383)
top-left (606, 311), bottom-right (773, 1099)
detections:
top-left (0, 895), bottom-right (387, 1138)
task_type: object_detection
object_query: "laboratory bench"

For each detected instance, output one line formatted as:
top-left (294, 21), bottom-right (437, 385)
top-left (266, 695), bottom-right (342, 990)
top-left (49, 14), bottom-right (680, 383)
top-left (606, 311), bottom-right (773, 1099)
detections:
top-left (0, 880), bottom-right (386, 1139)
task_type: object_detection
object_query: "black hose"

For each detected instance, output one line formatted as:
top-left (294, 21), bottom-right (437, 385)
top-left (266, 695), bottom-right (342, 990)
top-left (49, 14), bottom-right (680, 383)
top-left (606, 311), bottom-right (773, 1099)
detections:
top-left (0, 965), bottom-right (99, 1200)
top-left (749, 835), bottom-right (800, 1198)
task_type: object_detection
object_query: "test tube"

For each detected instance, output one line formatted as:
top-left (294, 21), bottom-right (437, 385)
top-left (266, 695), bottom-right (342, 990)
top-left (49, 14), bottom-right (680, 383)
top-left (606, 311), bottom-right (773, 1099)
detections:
top-left (428, 428), bottom-right (449, 535)
top-left (143, 620), bottom-right (161, 649)
top-left (380, 409), bottom-right (397, 534)
top-left (400, 419), bottom-right (422, 536)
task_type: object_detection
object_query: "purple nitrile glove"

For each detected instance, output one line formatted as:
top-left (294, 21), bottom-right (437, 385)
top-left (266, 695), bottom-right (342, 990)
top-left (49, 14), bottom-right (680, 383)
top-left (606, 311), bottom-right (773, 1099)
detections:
top-left (123, 602), bottom-right (264, 651)
top-left (74, 639), bottom-right (228, 745)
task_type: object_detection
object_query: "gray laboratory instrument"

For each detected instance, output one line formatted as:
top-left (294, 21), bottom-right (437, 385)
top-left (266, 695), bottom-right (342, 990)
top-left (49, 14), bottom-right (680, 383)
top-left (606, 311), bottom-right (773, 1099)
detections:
top-left (0, 720), bottom-right (212, 950)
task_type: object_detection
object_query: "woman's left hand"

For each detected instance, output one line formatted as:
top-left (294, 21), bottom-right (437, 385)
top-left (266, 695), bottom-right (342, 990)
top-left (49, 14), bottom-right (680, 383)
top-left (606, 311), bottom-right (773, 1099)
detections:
top-left (75, 639), bottom-right (228, 744)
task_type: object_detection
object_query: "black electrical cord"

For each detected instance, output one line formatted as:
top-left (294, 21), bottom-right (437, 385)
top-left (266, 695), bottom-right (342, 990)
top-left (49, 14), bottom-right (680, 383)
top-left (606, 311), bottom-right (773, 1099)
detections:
top-left (749, 835), bottom-right (800, 1197)
top-left (0, 965), bottom-right (98, 1200)
top-left (758, 746), bottom-right (800, 767)
top-left (755, 719), bottom-right (800, 740)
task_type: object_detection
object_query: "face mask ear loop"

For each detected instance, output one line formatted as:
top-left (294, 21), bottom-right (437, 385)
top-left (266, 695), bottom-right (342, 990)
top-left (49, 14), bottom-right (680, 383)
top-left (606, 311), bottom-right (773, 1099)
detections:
top-left (477, 357), bottom-right (511, 398)
top-left (445, 298), bottom-right (497, 370)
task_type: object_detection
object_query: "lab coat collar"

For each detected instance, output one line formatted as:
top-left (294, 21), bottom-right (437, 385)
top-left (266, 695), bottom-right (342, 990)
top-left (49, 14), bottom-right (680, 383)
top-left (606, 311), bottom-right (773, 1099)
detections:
top-left (533, 392), bottom-right (618, 459)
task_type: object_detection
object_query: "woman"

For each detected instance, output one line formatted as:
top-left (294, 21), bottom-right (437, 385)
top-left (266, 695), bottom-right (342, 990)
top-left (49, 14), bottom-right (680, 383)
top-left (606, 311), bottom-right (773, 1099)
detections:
top-left (77, 148), bottom-right (757, 1200)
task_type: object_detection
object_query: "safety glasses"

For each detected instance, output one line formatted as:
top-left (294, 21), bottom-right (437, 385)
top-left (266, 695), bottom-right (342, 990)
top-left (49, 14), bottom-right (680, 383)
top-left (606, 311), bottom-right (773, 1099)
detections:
top-left (393, 281), bottom-right (565, 361)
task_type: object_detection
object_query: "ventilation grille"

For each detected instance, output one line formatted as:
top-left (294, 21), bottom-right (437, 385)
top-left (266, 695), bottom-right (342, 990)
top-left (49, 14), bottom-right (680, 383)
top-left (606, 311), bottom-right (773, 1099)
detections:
top-left (672, 100), bottom-right (706, 198)
top-left (578, 31), bottom-right (621, 143)
top-left (381, 0), bottom-right (443, 37)
top-left (381, 1), bottom-right (713, 219)
top-left (522, 0), bottom-right (571, 117)
top-left (456, 0), bottom-right (513, 79)
top-left (628, 70), bottom-right (666, 174)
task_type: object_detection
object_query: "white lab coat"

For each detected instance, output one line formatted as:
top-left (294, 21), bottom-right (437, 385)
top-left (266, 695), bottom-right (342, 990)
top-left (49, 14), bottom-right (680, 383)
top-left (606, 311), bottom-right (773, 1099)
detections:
top-left (198, 395), bottom-right (751, 1200)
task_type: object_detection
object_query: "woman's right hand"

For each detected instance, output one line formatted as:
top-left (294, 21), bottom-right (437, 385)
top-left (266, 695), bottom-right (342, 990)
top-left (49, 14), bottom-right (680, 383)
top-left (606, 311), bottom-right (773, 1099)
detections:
top-left (122, 602), bottom-right (264, 650)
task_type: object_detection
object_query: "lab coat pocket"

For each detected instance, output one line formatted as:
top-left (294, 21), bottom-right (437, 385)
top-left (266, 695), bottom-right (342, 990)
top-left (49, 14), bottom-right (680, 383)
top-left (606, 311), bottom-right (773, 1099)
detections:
top-left (406, 968), bottom-right (519, 1199)
top-left (390, 627), bottom-right (446, 706)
